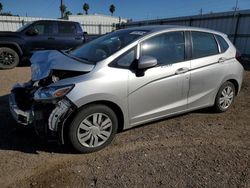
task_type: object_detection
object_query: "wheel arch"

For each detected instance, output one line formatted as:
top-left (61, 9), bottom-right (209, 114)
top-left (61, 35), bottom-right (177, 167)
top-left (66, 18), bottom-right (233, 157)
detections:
top-left (227, 79), bottom-right (239, 96)
top-left (78, 100), bottom-right (125, 132)
top-left (60, 100), bottom-right (125, 145)
top-left (0, 42), bottom-right (23, 56)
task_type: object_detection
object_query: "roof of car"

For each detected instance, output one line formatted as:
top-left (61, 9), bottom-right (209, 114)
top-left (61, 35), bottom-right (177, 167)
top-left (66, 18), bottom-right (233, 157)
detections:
top-left (122, 25), bottom-right (226, 36)
top-left (34, 19), bottom-right (79, 23)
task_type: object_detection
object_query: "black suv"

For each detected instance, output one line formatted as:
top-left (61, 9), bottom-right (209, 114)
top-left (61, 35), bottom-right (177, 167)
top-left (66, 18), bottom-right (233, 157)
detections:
top-left (0, 20), bottom-right (86, 69)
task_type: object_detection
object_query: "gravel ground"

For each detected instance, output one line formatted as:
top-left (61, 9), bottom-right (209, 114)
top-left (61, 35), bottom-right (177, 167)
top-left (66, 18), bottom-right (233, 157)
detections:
top-left (0, 66), bottom-right (249, 188)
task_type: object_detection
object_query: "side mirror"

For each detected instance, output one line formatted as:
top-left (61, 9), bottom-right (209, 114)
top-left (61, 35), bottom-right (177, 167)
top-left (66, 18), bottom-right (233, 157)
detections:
top-left (138, 55), bottom-right (157, 69)
top-left (83, 31), bottom-right (88, 35)
top-left (26, 28), bottom-right (38, 36)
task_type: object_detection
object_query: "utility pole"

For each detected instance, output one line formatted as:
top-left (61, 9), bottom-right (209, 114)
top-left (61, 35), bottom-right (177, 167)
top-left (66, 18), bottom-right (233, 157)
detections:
top-left (199, 8), bottom-right (203, 15)
top-left (233, 0), bottom-right (239, 12)
top-left (60, 0), bottom-right (63, 19)
top-left (233, 0), bottom-right (239, 16)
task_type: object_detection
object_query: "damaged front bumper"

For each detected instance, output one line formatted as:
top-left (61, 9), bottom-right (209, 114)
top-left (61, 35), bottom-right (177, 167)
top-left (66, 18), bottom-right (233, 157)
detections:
top-left (48, 99), bottom-right (72, 131)
top-left (9, 90), bottom-right (33, 125)
top-left (9, 83), bottom-right (76, 142)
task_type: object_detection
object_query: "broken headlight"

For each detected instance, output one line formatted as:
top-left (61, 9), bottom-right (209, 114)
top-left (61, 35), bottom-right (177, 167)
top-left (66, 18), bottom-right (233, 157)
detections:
top-left (34, 84), bottom-right (74, 101)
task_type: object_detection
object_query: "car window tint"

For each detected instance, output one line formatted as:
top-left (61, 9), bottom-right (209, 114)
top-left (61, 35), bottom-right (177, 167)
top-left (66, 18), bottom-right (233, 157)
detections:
top-left (116, 50), bottom-right (135, 68)
top-left (216, 35), bottom-right (229, 53)
top-left (141, 31), bottom-right (185, 65)
top-left (58, 22), bottom-right (76, 34)
top-left (33, 22), bottom-right (53, 35)
top-left (191, 31), bottom-right (219, 58)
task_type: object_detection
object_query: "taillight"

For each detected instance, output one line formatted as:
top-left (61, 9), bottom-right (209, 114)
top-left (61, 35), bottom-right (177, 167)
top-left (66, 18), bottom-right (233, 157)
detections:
top-left (236, 50), bottom-right (244, 64)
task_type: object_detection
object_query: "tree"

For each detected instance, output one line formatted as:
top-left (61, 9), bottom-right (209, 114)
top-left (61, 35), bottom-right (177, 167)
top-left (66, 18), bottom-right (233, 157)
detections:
top-left (60, 4), bottom-right (66, 18)
top-left (109, 4), bottom-right (115, 16)
top-left (0, 2), bottom-right (3, 13)
top-left (83, 3), bottom-right (89, 15)
top-left (64, 10), bottom-right (72, 19)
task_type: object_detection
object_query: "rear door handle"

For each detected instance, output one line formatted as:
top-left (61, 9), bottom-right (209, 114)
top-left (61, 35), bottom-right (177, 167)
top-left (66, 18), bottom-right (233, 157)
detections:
top-left (218, 57), bottom-right (227, 63)
top-left (175, 67), bottom-right (189, 75)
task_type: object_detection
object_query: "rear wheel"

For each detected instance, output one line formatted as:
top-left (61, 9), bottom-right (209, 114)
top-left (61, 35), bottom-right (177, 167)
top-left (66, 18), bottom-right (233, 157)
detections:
top-left (0, 47), bottom-right (19, 69)
top-left (69, 104), bottom-right (118, 153)
top-left (214, 81), bottom-right (236, 113)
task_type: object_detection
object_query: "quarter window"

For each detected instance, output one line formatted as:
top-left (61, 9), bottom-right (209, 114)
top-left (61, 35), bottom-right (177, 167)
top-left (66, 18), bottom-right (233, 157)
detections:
top-left (111, 49), bottom-right (136, 68)
top-left (141, 32), bottom-right (185, 65)
top-left (191, 31), bottom-right (219, 58)
top-left (116, 50), bottom-right (135, 68)
top-left (216, 35), bottom-right (229, 53)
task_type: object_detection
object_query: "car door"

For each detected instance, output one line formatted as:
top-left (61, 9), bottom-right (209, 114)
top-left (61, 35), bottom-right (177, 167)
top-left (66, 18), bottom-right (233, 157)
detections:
top-left (128, 31), bottom-right (191, 126)
top-left (24, 21), bottom-right (55, 51)
top-left (55, 22), bottom-right (83, 50)
top-left (188, 31), bottom-right (227, 109)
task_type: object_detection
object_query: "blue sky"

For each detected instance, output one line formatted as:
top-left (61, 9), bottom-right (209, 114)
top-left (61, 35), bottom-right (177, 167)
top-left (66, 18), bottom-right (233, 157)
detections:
top-left (1, 0), bottom-right (250, 20)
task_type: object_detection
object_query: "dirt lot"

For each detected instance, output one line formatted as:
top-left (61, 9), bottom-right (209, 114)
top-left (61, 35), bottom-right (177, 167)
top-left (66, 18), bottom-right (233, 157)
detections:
top-left (0, 66), bottom-right (249, 188)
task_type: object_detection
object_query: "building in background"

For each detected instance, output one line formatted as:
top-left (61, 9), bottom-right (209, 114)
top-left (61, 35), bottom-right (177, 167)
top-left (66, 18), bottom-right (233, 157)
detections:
top-left (0, 14), bottom-right (127, 35)
top-left (68, 14), bottom-right (127, 34)
top-left (0, 16), bottom-right (54, 31)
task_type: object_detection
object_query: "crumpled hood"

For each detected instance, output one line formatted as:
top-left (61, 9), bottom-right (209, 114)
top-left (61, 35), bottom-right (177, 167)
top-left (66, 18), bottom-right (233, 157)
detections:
top-left (31, 50), bottom-right (95, 81)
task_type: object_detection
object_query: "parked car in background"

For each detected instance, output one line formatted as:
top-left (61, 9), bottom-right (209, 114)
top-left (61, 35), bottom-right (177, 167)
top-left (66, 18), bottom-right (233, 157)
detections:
top-left (9, 25), bottom-right (244, 153)
top-left (0, 20), bottom-right (86, 69)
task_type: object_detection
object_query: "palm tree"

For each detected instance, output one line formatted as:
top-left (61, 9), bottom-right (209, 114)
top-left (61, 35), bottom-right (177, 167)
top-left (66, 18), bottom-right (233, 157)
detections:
top-left (83, 3), bottom-right (89, 15)
top-left (64, 10), bottom-right (72, 19)
top-left (0, 2), bottom-right (3, 13)
top-left (109, 4), bottom-right (115, 16)
top-left (60, 4), bottom-right (67, 18)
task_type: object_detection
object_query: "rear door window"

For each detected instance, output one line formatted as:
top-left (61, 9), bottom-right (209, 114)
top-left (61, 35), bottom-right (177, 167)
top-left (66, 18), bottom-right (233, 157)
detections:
top-left (191, 31), bottom-right (219, 59)
top-left (58, 22), bottom-right (76, 35)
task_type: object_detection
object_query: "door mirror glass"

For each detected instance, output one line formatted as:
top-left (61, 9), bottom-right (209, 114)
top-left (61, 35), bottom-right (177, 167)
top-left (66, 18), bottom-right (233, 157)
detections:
top-left (138, 55), bottom-right (157, 69)
top-left (26, 28), bottom-right (38, 36)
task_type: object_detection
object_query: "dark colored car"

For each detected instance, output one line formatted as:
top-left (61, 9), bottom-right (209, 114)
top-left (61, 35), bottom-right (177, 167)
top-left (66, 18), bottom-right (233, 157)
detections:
top-left (0, 20), bottom-right (86, 69)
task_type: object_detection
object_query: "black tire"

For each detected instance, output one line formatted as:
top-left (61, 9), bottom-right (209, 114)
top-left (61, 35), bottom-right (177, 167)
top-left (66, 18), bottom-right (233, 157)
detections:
top-left (0, 47), bottom-right (20, 69)
top-left (69, 104), bottom-right (118, 153)
top-left (214, 81), bottom-right (236, 113)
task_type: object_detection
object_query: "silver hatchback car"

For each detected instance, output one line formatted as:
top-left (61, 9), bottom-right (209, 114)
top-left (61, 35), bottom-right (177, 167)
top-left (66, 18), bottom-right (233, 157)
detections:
top-left (9, 25), bottom-right (244, 153)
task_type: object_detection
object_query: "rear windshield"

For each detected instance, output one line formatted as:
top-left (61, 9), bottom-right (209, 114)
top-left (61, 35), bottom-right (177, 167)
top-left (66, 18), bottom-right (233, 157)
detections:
top-left (69, 29), bottom-right (149, 63)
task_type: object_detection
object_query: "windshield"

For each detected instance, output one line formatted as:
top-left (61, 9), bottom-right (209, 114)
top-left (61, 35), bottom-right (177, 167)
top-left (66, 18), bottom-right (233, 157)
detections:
top-left (69, 29), bottom-right (149, 63)
top-left (16, 22), bottom-right (33, 32)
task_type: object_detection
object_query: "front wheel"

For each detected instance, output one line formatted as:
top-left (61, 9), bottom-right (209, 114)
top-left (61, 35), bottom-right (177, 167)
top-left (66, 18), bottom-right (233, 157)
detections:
top-left (214, 81), bottom-right (236, 113)
top-left (0, 47), bottom-right (20, 69)
top-left (69, 104), bottom-right (118, 153)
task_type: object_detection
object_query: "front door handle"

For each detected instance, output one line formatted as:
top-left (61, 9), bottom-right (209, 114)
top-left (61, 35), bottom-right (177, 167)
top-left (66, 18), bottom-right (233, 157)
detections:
top-left (48, 37), bottom-right (55, 40)
top-left (175, 67), bottom-right (189, 75)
